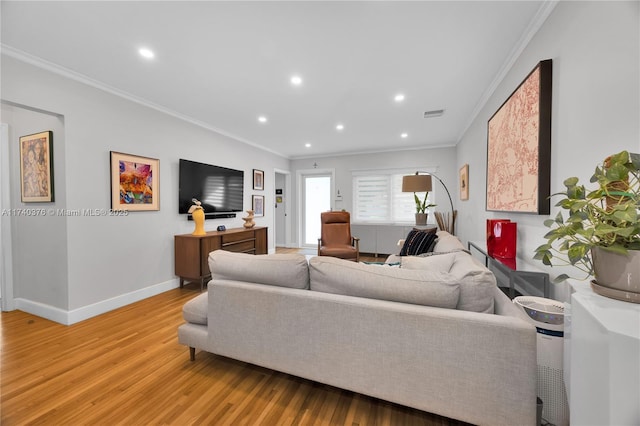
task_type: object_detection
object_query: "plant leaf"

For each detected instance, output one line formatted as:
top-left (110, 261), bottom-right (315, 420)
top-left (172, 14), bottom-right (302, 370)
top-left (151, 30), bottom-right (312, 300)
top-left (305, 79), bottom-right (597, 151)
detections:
top-left (568, 243), bottom-right (590, 264)
top-left (553, 274), bottom-right (570, 284)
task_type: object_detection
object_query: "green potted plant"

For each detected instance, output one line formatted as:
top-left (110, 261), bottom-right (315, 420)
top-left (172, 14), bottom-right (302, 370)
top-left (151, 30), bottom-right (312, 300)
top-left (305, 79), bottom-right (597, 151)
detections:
top-left (534, 150), bottom-right (640, 302)
top-left (413, 192), bottom-right (436, 226)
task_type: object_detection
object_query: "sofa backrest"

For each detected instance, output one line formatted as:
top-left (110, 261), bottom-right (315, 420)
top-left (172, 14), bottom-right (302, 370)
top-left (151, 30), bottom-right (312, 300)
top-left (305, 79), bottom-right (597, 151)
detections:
top-left (209, 250), bottom-right (310, 289)
top-left (209, 245), bottom-right (495, 314)
top-left (309, 256), bottom-right (460, 309)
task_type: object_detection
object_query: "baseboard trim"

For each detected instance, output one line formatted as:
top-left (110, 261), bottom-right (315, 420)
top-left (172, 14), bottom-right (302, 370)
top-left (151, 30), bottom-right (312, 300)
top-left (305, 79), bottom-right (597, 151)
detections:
top-left (14, 298), bottom-right (69, 324)
top-left (15, 279), bottom-right (180, 325)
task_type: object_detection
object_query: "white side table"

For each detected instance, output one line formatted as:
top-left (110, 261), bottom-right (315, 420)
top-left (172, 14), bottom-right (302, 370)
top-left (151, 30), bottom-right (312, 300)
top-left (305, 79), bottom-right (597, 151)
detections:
top-left (566, 281), bottom-right (640, 425)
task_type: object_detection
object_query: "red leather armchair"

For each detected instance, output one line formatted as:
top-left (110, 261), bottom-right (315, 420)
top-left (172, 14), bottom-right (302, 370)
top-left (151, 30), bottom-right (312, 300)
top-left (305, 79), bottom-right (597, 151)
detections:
top-left (317, 211), bottom-right (360, 262)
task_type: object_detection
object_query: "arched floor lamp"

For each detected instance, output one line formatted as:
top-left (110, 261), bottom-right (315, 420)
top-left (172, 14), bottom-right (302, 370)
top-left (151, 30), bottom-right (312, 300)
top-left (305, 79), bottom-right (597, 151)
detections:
top-left (402, 172), bottom-right (457, 235)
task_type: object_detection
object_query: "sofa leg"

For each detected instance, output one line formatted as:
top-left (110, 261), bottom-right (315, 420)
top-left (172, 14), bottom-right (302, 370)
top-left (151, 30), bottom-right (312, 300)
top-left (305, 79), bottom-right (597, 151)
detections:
top-left (189, 347), bottom-right (195, 361)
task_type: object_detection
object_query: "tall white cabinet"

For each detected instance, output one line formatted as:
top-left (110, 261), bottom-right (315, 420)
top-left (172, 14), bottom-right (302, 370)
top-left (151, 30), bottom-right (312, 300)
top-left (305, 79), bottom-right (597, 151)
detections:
top-left (565, 281), bottom-right (640, 425)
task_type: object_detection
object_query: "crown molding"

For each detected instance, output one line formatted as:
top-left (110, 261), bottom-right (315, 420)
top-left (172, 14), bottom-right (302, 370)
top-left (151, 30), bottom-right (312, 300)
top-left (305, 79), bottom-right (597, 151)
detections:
top-left (1, 44), bottom-right (289, 159)
top-left (456, 0), bottom-right (559, 142)
top-left (290, 142), bottom-right (457, 161)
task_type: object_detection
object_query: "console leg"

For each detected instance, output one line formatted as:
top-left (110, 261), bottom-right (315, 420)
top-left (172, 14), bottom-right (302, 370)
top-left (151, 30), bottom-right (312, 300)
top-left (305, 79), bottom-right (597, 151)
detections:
top-left (189, 347), bottom-right (195, 361)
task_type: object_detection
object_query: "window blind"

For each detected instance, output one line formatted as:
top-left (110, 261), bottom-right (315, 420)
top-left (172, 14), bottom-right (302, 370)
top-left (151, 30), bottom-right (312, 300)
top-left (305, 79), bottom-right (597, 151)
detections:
top-left (352, 168), bottom-right (435, 223)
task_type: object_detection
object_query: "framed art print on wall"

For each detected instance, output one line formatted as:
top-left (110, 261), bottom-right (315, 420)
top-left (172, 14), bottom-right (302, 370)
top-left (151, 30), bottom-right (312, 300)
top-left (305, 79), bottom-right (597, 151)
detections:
top-left (252, 195), bottom-right (264, 217)
top-left (20, 130), bottom-right (54, 203)
top-left (110, 151), bottom-right (159, 211)
top-left (459, 164), bottom-right (469, 201)
top-left (253, 169), bottom-right (264, 190)
top-left (486, 59), bottom-right (552, 214)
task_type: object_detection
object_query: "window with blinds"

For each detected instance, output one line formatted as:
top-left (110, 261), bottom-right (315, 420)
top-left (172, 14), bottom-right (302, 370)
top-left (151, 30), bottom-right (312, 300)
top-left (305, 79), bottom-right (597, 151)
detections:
top-left (352, 169), bottom-right (435, 223)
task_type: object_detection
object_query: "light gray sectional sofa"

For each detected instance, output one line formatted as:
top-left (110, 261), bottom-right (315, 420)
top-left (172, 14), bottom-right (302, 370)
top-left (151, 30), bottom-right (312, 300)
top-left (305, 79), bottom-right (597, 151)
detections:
top-left (178, 232), bottom-right (537, 426)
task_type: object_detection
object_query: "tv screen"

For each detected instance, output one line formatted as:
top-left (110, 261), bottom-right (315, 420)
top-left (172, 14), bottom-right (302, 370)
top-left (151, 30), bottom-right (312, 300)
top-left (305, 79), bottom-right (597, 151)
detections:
top-left (178, 159), bottom-right (244, 214)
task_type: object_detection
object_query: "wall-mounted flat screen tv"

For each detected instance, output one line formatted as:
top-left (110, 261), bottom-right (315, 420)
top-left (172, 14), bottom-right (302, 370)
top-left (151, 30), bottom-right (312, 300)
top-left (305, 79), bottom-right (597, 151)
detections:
top-left (178, 159), bottom-right (244, 214)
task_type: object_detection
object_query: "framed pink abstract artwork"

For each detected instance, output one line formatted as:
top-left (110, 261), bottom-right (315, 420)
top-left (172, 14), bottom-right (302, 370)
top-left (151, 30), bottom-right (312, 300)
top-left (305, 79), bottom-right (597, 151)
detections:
top-left (486, 59), bottom-right (552, 214)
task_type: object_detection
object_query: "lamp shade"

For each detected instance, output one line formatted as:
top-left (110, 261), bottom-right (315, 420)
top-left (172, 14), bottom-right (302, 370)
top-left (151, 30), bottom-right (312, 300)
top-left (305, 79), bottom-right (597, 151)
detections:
top-left (402, 174), bottom-right (432, 193)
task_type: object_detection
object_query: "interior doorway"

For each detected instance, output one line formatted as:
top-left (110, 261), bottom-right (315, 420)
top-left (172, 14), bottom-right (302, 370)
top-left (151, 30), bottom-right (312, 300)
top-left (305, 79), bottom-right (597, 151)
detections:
top-left (273, 169), bottom-right (292, 249)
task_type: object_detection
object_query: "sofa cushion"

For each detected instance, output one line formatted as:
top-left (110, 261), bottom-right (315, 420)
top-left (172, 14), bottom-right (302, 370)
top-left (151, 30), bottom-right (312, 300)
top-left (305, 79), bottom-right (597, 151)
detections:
top-left (309, 256), bottom-right (460, 309)
top-left (183, 292), bottom-right (208, 325)
top-left (209, 251), bottom-right (310, 289)
top-left (400, 252), bottom-right (456, 273)
top-left (448, 251), bottom-right (496, 313)
top-left (399, 230), bottom-right (438, 256)
top-left (387, 248), bottom-right (496, 313)
top-left (433, 231), bottom-right (465, 252)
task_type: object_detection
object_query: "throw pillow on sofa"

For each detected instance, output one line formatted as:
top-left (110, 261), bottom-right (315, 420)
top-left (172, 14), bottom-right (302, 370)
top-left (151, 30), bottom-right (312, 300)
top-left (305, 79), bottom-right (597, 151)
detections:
top-left (399, 229), bottom-right (438, 256)
top-left (209, 250), bottom-right (310, 289)
top-left (309, 256), bottom-right (460, 309)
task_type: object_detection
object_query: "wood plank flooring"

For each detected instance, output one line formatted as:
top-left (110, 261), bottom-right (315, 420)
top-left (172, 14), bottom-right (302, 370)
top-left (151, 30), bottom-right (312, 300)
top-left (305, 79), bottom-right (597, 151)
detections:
top-left (1, 253), bottom-right (470, 425)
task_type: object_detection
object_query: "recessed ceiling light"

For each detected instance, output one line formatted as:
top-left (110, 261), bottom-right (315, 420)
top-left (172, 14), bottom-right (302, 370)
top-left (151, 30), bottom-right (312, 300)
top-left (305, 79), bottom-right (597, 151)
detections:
top-left (258, 116), bottom-right (268, 123)
top-left (138, 48), bottom-right (155, 59)
top-left (394, 93), bottom-right (405, 102)
top-left (336, 124), bottom-right (344, 131)
top-left (401, 133), bottom-right (408, 138)
top-left (291, 75), bottom-right (303, 86)
top-left (305, 143), bottom-right (311, 148)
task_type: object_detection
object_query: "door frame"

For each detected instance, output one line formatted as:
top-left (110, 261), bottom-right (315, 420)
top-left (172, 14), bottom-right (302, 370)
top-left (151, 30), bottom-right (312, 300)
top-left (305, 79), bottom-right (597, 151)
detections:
top-left (273, 168), bottom-right (293, 249)
top-left (1, 123), bottom-right (15, 311)
top-left (296, 168), bottom-right (335, 248)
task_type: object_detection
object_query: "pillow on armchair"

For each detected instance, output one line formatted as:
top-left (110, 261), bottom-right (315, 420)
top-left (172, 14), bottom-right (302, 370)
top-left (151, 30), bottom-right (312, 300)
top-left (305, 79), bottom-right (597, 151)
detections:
top-left (399, 229), bottom-right (438, 256)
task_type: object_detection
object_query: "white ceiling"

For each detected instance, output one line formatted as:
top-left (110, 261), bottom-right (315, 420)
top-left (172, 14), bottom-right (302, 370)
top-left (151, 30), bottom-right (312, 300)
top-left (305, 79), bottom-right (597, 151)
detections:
top-left (1, 1), bottom-right (554, 159)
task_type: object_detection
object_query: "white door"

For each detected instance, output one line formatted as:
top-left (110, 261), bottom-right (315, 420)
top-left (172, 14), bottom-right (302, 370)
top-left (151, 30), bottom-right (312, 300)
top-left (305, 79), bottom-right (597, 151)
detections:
top-left (300, 171), bottom-right (332, 248)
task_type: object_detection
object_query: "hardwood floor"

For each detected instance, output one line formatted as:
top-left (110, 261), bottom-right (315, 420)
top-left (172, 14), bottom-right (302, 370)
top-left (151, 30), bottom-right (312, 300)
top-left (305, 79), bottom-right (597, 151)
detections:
top-left (1, 263), bottom-right (469, 425)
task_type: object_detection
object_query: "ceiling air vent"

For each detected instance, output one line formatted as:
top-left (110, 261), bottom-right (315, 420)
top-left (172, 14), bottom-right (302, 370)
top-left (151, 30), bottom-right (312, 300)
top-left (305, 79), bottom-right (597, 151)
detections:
top-left (424, 109), bottom-right (445, 118)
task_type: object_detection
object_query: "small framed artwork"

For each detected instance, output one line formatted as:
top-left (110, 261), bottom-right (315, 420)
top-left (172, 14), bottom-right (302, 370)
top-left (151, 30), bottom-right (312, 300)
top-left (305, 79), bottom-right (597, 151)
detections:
top-left (110, 151), bottom-right (160, 211)
top-left (20, 130), bottom-right (54, 202)
top-left (253, 169), bottom-right (264, 190)
top-left (459, 164), bottom-right (469, 201)
top-left (252, 195), bottom-right (265, 217)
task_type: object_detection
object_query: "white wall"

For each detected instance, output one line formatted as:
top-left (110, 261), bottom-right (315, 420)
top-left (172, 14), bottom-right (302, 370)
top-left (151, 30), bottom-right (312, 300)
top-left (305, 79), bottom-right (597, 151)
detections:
top-left (456, 1), bottom-right (640, 300)
top-left (1, 104), bottom-right (68, 310)
top-left (290, 146), bottom-right (457, 249)
top-left (1, 55), bottom-right (289, 323)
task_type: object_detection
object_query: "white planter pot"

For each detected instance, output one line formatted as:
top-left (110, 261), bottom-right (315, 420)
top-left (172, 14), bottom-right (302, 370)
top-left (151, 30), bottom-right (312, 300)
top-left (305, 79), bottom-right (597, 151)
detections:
top-left (591, 246), bottom-right (640, 303)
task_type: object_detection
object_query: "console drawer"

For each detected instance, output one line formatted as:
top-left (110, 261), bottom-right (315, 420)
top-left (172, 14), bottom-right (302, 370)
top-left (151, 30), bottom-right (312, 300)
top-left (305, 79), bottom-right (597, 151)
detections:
top-left (222, 231), bottom-right (254, 244)
top-left (222, 239), bottom-right (256, 253)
